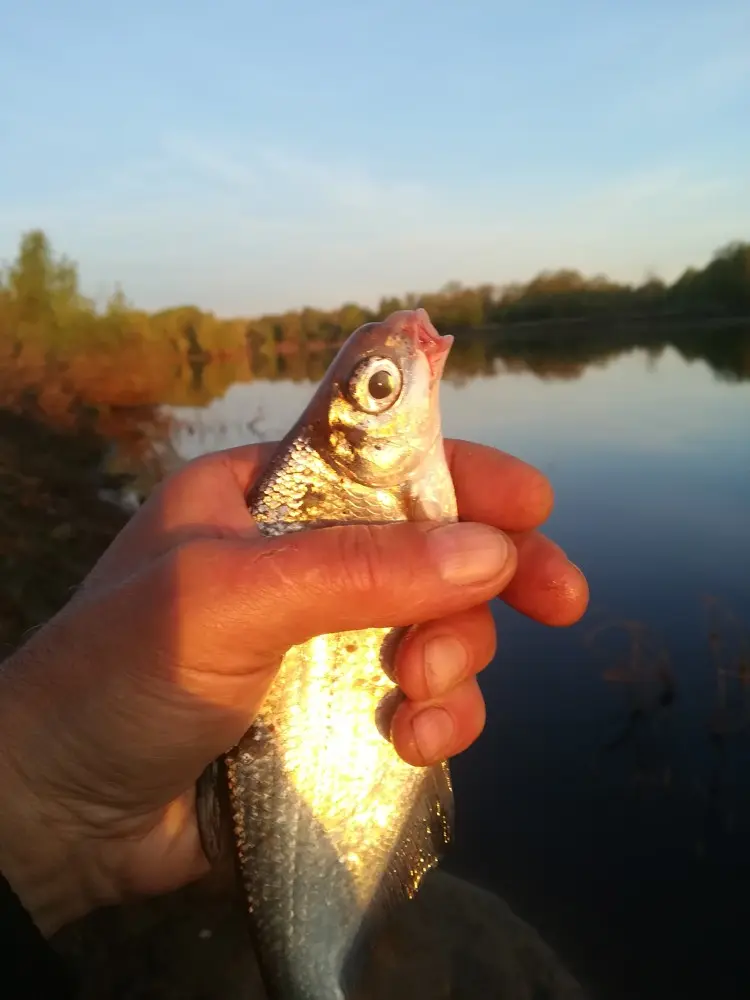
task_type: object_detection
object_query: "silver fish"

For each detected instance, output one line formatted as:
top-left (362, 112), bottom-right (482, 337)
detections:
top-left (197, 309), bottom-right (458, 1000)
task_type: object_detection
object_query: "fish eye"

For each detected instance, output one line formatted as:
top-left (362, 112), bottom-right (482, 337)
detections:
top-left (368, 369), bottom-right (394, 399)
top-left (348, 356), bottom-right (402, 414)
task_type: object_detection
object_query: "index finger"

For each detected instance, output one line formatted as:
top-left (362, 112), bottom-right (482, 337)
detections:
top-left (445, 439), bottom-right (554, 532)
top-left (82, 442), bottom-right (276, 590)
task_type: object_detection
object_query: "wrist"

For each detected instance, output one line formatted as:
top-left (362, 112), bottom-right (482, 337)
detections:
top-left (0, 750), bottom-right (100, 937)
top-left (0, 823), bottom-right (91, 937)
top-left (0, 663), bottom-right (106, 936)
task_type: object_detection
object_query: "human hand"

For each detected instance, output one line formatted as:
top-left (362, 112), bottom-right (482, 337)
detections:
top-left (0, 439), bottom-right (588, 936)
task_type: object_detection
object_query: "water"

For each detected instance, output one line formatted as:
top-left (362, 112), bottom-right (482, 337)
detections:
top-left (141, 333), bottom-right (750, 999)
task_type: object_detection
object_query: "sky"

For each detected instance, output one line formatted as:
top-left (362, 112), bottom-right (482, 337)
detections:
top-left (0, 0), bottom-right (748, 316)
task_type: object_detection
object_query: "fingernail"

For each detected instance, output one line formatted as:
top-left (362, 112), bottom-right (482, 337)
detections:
top-left (423, 635), bottom-right (467, 697)
top-left (428, 522), bottom-right (511, 586)
top-left (412, 706), bottom-right (454, 761)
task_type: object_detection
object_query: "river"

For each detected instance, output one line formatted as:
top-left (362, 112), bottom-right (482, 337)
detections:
top-left (113, 327), bottom-right (750, 1000)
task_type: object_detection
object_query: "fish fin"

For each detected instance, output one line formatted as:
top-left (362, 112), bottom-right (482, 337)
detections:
top-left (342, 761), bottom-right (454, 994)
top-left (195, 757), bottom-right (238, 889)
top-left (195, 759), bottom-right (224, 864)
top-left (382, 760), bottom-right (454, 905)
top-left (401, 481), bottom-right (441, 522)
top-left (198, 744), bottom-right (286, 999)
top-left (370, 762), bottom-right (452, 901)
top-left (402, 437), bottom-right (458, 523)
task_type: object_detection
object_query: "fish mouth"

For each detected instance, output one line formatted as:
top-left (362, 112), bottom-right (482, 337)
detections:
top-left (405, 308), bottom-right (454, 379)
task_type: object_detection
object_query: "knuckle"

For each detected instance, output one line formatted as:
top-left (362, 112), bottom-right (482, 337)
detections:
top-left (155, 452), bottom-right (214, 505)
top-left (161, 538), bottom-right (226, 608)
top-left (333, 524), bottom-right (391, 597)
top-left (175, 451), bottom-right (214, 481)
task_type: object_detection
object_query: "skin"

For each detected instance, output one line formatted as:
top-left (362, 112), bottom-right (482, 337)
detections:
top-left (0, 438), bottom-right (588, 939)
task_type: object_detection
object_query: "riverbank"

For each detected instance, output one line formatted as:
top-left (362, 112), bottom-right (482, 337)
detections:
top-left (455, 311), bottom-right (750, 340)
top-left (0, 406), bottom-right (131, 657)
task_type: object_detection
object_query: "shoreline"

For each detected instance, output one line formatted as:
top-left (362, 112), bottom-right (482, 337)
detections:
top-left (444, 312), bottom-right (750, 339)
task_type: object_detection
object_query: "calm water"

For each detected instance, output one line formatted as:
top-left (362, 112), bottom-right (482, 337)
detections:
top-left (145, 339), bottom-right (750, 999)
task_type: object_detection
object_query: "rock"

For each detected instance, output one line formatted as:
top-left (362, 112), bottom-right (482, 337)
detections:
top-left (50, 522), bottom-right (74, 541)
top-left (350, 872), bottom-right (587, 1000)
top-left (55, 871), bottom-right (586, 1000)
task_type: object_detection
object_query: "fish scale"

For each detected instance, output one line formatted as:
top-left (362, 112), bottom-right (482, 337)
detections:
top-left (197, 309), bottom-right (457, 1000)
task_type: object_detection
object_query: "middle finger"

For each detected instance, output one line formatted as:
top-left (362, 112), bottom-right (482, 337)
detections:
top-left (395, 603), bottom-right (497, 702)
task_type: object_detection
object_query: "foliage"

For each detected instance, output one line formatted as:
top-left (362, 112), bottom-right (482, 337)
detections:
top-left (1, 229), bottom-right (749, 404)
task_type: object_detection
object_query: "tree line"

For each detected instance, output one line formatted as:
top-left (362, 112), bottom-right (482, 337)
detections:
top-left (1, 231), bottom-right (749, 373)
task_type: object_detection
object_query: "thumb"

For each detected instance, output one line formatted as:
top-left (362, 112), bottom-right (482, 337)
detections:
top-left (199, 520), bottom-right (516, 660)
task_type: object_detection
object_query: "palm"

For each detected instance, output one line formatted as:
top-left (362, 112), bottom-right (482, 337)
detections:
top-left (12, 440), bottom-right (586, 912)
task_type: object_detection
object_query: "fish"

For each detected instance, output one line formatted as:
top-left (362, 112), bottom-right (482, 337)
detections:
top-left (197, 308), bottom-right (458, 1000)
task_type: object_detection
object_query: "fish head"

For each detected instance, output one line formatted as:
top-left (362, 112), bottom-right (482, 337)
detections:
top-left (305, 308), bottom-right (453, 489)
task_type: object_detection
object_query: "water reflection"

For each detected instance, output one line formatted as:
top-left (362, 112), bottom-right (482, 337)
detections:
top-left (126, 328), bottom-right (750, 1000)
top-left (140, 322), bottom-right (750, 419)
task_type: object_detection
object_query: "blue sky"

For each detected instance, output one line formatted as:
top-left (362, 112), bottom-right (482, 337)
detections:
top-left (1, 0), bottom-right (748, 316)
